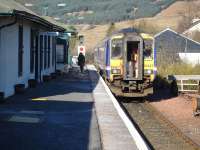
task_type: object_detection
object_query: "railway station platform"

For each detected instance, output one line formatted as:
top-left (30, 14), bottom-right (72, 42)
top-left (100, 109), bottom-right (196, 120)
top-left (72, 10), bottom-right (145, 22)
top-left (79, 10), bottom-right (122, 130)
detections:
top-left (87, 65), bottom-right (149, 150)
top-left (0, 65), bottom-right (148, 150)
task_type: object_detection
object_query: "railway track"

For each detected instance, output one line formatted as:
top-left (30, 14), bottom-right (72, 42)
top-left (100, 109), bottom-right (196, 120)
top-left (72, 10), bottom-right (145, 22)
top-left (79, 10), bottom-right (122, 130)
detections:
top-left (118, 97), bottom-right (200, 150)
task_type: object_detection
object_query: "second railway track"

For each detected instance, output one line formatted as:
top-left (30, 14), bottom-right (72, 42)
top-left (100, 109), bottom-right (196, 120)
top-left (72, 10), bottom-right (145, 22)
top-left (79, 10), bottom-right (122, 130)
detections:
top-left (118, 97), bottom-right (200, 150)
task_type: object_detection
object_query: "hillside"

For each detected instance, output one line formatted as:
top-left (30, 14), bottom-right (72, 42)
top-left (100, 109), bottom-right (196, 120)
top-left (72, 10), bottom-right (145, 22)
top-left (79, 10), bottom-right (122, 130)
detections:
top-left (77, 0), bottom-right (200, 53)
top-left (14, 0), bottom-right (200, 55)
top-left (15, 0), bottom-right (176, 24)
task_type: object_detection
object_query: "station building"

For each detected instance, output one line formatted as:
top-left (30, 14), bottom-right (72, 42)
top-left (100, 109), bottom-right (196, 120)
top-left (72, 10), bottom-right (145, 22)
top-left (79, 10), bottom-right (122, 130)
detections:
top-left (42, 16), bottom-right (78, 73)
top-left (154, 28), bottom-right (200, 66)
top-left (0, 1), bottom-right (66, 98)
top-left (56, 33), bottom-right (70, 71)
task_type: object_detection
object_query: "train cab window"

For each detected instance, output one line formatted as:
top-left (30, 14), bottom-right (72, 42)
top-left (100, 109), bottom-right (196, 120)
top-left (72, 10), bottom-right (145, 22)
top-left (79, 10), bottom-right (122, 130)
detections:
top-left (111, 39), bottom-right (122, 59)
top-left (144, 40), bottom-right (153, 58)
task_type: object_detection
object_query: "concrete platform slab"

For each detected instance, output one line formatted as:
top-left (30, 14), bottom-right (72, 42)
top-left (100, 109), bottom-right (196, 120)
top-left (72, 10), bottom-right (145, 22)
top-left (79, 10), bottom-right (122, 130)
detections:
top-left (87, 65), bottom-right (149, 150)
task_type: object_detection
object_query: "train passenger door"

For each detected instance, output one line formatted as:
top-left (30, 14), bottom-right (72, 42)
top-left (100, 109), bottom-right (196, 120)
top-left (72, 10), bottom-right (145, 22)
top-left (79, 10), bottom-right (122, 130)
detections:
top-left (124, 35), bottom-right (143, 81)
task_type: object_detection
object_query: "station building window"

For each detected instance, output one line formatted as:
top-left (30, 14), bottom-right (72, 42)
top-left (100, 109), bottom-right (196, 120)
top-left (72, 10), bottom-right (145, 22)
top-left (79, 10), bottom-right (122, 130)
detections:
top-left (56, 44), bottom-right (65, 63)
top-left (30, 29), bottom-right (35, 73)
top-left (52, 37), bottom-right (55, 66)
top-left (48, 36), bottom-right (50, 68)
top-left (18, 25), bottom-right (23, 77)
top-left (40, 35), bottom-right (43, 70)
top-left (44, 35), bottom-right (47, 69)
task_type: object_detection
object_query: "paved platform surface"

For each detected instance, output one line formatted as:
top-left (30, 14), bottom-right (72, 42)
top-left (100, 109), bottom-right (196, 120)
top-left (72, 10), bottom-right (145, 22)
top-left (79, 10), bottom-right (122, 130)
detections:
top-left (0, 65), bottom-right (140, 150)
top-left (87, 65), bottom-right (139, 150)
top-left (0, 66), bottom-right (101, 150)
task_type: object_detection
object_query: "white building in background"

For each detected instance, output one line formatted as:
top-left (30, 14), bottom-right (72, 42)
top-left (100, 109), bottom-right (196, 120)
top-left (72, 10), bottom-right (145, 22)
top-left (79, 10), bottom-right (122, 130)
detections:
top-left (183, 20), bottom-right (200, 38)
top-left (0, 0), bottom-right (65, 98)
top-left (154, 28), bottom-right (200, 66)
top-left (178, 53), bottom-right (200, 66)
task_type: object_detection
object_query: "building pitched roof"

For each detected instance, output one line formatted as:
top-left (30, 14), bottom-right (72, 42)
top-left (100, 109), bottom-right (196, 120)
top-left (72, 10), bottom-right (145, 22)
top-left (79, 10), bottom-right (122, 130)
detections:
top-left (0, 0), bottom-right (65, 32)
top-left (154, 28), bottom-right (200, 45)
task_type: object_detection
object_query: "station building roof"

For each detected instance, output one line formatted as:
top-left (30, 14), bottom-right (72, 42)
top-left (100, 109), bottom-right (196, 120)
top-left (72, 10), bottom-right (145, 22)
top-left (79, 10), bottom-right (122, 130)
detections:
top-left (0, 0), bottom-right (65, 32)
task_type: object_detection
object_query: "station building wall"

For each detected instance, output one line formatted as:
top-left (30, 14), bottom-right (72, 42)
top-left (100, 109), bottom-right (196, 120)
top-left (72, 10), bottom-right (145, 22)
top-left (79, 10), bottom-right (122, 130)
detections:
top-left (0, 19), bottom-right (58, 98)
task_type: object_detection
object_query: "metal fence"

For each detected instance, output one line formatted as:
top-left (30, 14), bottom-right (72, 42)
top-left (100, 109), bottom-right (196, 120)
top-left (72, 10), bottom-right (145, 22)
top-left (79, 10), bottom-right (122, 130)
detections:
top-left (169, 75), bottom-right (200, 93)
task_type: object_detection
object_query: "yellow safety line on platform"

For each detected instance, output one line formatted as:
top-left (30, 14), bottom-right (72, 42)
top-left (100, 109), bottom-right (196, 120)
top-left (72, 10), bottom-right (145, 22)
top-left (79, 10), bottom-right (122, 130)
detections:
top-left (32, 98), bottom-right (48, 101)
top-left (8, 116), bottom-right (40, 123)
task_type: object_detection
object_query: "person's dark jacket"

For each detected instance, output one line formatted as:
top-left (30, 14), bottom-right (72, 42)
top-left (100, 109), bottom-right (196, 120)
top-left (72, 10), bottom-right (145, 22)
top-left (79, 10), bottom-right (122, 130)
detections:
top-left (78, 53), bottom-right (85, 66)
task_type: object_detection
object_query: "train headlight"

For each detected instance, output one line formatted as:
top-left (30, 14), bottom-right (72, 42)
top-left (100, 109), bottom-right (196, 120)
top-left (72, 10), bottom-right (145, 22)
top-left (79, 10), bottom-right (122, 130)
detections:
top-left (112, 69), bottom-right (121, 74)
top-left (147, 70), bottom-right (152, 74)
top-left (145, 70), bottom-right (153, 75)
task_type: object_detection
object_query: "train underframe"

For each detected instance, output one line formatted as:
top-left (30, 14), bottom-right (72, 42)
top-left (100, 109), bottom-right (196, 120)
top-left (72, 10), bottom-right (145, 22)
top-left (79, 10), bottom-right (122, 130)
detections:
top-left (106, 76), bottom-right (153, 97)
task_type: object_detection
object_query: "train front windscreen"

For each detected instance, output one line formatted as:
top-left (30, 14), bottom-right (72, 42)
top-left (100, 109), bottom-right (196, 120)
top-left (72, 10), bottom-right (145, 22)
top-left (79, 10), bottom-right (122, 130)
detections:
top-left (144, 39), bottom-right (154, 81)
top-left (111, 39), bottom-right (123, 59)
top-left (144, 40), bottom-right (153, 59)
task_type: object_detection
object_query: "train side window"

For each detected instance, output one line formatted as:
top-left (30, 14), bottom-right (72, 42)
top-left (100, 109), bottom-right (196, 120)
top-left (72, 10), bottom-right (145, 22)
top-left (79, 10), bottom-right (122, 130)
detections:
top-left (144, 48), bottom-right (152, 57)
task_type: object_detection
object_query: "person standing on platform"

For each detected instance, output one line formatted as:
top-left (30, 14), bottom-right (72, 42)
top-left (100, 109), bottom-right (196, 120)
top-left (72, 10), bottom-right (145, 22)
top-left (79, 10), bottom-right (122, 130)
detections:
top-left (78, 52), bottom-right (85, 73)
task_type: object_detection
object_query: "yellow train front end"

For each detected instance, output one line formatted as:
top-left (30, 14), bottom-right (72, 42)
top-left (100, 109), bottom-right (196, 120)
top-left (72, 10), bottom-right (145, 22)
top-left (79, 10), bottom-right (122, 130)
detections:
top-left (95, 29), bottom-right (156, 97)
top-left (144, 58), bottom-right (154, 81)
top-left (110, 59), bottom-right (123, 82)
top-left (109, 35), bottom-right (124, 82)
top-left (141, 33), bottom-right (155, 82)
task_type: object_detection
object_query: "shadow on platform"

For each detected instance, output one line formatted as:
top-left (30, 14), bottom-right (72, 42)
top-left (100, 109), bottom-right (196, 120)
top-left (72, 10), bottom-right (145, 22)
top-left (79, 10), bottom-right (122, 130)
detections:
top-left (0, 67), bottom-right (100, 150)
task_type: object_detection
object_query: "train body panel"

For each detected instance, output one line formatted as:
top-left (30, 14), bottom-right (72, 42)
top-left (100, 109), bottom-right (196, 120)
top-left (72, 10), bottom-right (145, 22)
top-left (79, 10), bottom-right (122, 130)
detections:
top-left (110, 59), bottom-right (123, 81)
top-left (144, 59), bottom-right (154, 81)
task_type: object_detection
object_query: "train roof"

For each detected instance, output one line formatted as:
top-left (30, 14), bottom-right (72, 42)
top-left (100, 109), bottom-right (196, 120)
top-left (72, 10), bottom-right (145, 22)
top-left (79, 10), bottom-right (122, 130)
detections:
top-left (118, 27), bottom-right (139, 34)
top-left (110, 27), bottom-right (140, 38)
top-left (94, 27), bottom-right (141, 49)
top-left (111, 27), bottom-right (139, 36)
